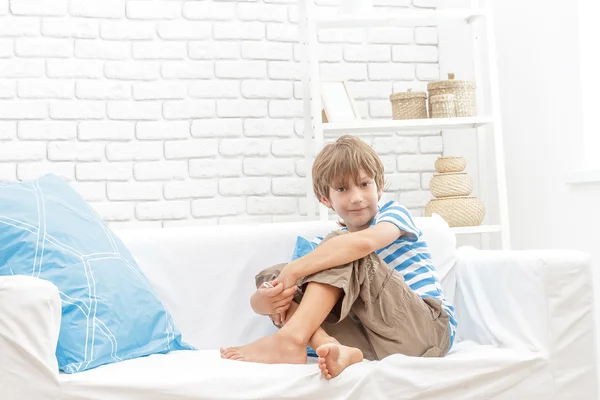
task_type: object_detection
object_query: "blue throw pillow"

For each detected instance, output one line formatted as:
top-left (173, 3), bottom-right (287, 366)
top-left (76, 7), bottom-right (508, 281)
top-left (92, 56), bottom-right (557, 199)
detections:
top-left (291, 236), bottom-right (318, 261)
top-left (0, 175), bottom-right (194, 373)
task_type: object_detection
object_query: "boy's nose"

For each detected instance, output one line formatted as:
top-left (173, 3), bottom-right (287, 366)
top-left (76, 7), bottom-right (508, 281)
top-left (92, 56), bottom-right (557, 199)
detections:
top-left (349, 190), bottom-right (362, 204)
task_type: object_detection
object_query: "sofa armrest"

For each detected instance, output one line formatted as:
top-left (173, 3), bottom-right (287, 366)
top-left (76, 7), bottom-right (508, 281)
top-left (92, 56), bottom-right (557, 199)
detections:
top-left (0, 275), bottom-right (62, 400)
top-left (453, 248), bottom-right (596, 396)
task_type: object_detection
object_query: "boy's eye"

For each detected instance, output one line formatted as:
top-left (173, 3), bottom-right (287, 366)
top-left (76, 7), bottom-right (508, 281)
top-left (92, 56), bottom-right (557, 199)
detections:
top-left (335, 187), bottom-right (345, 192)
top-left (361, 182), bottom-right (371, 187)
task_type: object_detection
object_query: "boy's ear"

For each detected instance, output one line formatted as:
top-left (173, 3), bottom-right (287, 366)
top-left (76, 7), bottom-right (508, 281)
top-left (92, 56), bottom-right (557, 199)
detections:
top-left (377, 186), bottom-right (384, 200)
top-left (318, 195), bottom-right (332, 209)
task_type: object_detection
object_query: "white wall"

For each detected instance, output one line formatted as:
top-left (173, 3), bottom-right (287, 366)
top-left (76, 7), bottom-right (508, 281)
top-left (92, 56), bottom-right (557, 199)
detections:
top-left (0, 0), bottom-right (443, 228)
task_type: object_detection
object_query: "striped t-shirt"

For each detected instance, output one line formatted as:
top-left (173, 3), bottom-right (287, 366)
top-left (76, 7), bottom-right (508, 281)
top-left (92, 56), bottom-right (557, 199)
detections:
top-left (296, 200), bottom-right (457, 350)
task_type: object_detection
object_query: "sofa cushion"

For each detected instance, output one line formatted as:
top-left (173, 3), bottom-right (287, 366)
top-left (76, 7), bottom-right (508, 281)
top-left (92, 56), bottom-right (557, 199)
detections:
top-left (0, 175), bottom-right (193, 373)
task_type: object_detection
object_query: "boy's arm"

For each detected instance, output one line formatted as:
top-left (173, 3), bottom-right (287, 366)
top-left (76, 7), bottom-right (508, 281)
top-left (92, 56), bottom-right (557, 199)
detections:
top-left (280, 222), bottom-right (402, 288)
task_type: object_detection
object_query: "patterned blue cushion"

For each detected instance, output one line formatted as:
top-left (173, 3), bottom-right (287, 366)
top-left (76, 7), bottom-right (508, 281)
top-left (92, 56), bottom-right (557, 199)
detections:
top-left (0, 175), bottom-right (194, 373)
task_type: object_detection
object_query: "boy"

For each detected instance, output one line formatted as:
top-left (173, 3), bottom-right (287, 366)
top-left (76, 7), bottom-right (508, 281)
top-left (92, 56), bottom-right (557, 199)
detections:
top-left (221, 135), bottom-right (457, 380)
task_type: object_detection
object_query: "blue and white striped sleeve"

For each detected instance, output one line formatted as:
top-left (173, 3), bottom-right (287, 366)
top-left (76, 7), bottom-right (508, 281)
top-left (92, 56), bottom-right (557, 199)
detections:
top-left (375, 202), bottom-right (421, 241)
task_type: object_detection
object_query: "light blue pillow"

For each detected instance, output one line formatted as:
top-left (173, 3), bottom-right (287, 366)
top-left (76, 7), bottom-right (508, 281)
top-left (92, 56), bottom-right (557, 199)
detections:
top-left (0, 175), bottom-right (194, 373)
top-left (291, 236), bottom-right (318, 261)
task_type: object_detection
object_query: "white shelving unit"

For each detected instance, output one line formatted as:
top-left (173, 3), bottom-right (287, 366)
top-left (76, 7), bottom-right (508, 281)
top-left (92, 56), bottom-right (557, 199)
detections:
top-left (298, 1), bottom-right (511, 249)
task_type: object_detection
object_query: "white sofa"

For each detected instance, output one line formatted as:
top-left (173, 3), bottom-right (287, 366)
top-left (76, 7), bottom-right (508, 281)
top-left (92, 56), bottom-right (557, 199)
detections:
top-left (1, 217), bottom-right (597, 399)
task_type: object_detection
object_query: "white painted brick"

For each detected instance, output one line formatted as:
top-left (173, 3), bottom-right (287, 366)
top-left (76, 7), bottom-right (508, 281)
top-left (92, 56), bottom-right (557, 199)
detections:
top-left (415, 27), bottom-right (438, 45)
top-left (157, 21), bottom-right (211, 40)
top-left (164, 218), bottom-right (218, 227)
top-left (241, 80), bottom-right (292, 99)
top-left (126, 1), bottom-right (181, 20)
top-left (106, 142), bottom-right (163, 161)
top-left (76, 162), bottom-right (133, 181)
top-left (69, 0), bottom-right (125, 19)
top-left (267, 24), bottom-right (297, 42)
top-left (189, 159), bottom-right (242, 178)
top-left (368, 100), bottom-right (391, 118)
top-left (271, 139), bottom-right (303, 156)
top-left (164, 100), bottom-right (215, 119)
top-left (295, 159), bottom-right (306, 177)
top-left (272, 215), bottom-right (306, 223)
top-left (0, 142), bottom-right (45, 160)
top-left (0, 79), bottom-right (13, 98)
top-left (219, 215), bottom-right (272, 225)
top-left (105, 61), bottom-right (160, 80)
top-left (19, 121), bottom-right (76, 140)
top-left (191, 118), bottom-right (243, 137)
top-left (399, 190), bottom-right (432, 208)
top-left (0, 163), bottom-right (16, 180)
top-left (133, 41), bottom-right (186, 60)
top-left (219, 138), bottom-right (270, 156)
top-left (137, 121), bottom-right (190, 140)
top-left (48, 142), bottom-right (103, 161)
top-left (164, 180), bottom-right (218, 199)
top-left (135, 201), bottom-right (189, 221)
top-left (79, 121), bottom-right (134, 141)
top-left (416, 64), bottom-right (439, 81)
top-left (15, 38), bottom-right (71, 58)
top-left (165, 139), bottom-right (218, 159)
top-left (10, 0), bottom-right (67, 16)
top-left (0, 101), bottom-right (47, 119)
top-left (188, 41), bottom-right (239, 60)
top-left (69, 181), bottom-right (106, 201)
top-left (367, 28), bottom-right (413, 44)
top-left (419, 136), bottom-right (443, 153)
top-left (348, 82), bottom-right (392, 100)
top-left (244, 119), bottom-right (294, 137)
top-left (0, 0), bottom-right (7, 15)
top-left (0, 60), bottom-right (44, 78)
top-left (219, 177), bottom-right (270, 195)
top-left (421, 172), bottom-right (434, 190)
top-left (50, 101), bottom-right (104, 120)
top-left (183, 1), bottom-right (235, 21)
top-left (269, 100), bottom-right (302, 118)
top-left (0, 17), bottom-right (38, 37)
top-left (343, 45), bottom-right (390, 62)
top-left (109, 220), bottom-right (162, 229)
top-left (293, 43), bottom-right (342, 63)
top-left (100, 21), bottom-right (155, 40)
top-left (243, 158), bottom-right (295, 176)
top-left (191, 197), bottom-right (245, 217)
top-left (397, 154), bottom-right (438, 172)
top-left (189, 81), bottom-right (239, 99)
top-left (242, 41), bottom-right (292, 61)
top-left (18, 80), bottom-right (73, 99)
top-left (372, 137), bottom-right (419, 154)
top-left (374, 0), bottom-right (410, 5)
top-left (215, 61), bottom-right (266, 79)
top-left (392, 45), bottom-right (438, 63)
top-left (0, 39), bottom-right (12, 58)
top-left (76, 80), bottom-right (129, 100)
top-left (247, 196), bottom-right (296, 215)
top-left (47, 60), bottom-right (103, 79)
top-left (318, 29), bottom-right (364, 44)
top-left (107, 101), bottom-right (161, 120)
top-left (237, 3), bottom-right (286, 22)
top-left (0, 121), bottom-right (16, 139)
top-left (379, 155), bottom-right (397, 173)
top-left (161, 61), bottom-right (213, 79)
top-left (368, 63), bottom-right (414, 81)
top-left (75, 40), bottom-right (130, 60)
top-left (385, 173), bottom-right (421, 191)
top-left (92, 202), bottom-right (134, 221)
top-left (268, 61), bottom-right (299, 80)
top-left (413, 0), bottom-right (437, 7)
top-left (16, 162), bottom-right (74, 180)
top-left (213, 22), bottom-right (264, 40)
top-left (272, 177), bottom-right (304, 195)
top-left (43, 18), bottom-right (98, 38)
top-left (133, 82), bottom-right (187, 100)
top-left (320, 63), bottom-right (368, 81)
top-left (107, 182), bottom-right (162, 200)
top-left (134, 161), bottom-right (187, 181)
top-left (217, 100), bottom-right (267, 118)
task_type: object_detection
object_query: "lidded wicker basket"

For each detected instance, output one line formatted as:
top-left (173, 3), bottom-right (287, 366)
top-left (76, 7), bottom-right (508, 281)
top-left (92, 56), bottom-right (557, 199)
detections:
top-left (427, 73), bottom-right (476, 117)
top-left (434, 156), bottom-right (466, 173)
top-left (430, 172), bottom-right (472, 198)
top-left (425, 196), bottom-right (485, 227)
top-left (389, 89), bottom-right (427, 120)
top-left (430, 94), bottom-right (456, 118)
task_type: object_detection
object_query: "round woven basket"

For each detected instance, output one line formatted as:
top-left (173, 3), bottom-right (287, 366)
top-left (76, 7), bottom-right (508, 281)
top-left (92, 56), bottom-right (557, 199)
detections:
top-left (430, 172), bottom-right (472, 198)
top-left (390, 89), bottom-right (427, 120)
top-left (425, 196), bottom-right (486, 227)
top-left (427, 73), bottom-right (476, 117)
top-left (430, 94), bottom-right (456, 118)
top-left (435, 156), bottom-right (466, 173)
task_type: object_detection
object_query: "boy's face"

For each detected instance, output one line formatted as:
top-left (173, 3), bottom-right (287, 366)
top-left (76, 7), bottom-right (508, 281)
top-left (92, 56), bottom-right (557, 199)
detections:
top-left (319, 169), bottom-right (383, 232)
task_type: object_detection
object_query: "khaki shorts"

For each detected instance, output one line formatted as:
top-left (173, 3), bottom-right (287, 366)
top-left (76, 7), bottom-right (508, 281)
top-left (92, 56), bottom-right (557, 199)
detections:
top-left (255, 230), bottom-right (450, 361)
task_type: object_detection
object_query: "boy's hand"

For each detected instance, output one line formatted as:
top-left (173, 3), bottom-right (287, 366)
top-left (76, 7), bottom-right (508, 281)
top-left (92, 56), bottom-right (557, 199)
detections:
top-left (250, 281), bottom-right (296, 316)
top-left (276, 264), bottom-right (300, 290)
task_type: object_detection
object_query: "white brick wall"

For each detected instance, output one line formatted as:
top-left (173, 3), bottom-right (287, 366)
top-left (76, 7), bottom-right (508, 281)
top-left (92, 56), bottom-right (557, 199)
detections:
top-left (0, 0), bottom-right (441, 227)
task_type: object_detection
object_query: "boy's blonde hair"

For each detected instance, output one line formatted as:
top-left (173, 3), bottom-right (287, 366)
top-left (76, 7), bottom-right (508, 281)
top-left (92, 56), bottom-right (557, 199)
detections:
top-left (312, 135), bottom-right (385, 202)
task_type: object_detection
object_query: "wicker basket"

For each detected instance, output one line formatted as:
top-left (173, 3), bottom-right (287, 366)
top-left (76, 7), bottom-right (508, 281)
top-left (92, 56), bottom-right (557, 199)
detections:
top-left (425, 196), bottom-right (486, 227)
top-left (435, 156), bottom-right (466, 173)
top-left (430, 172), bottom-right (472, 198)
top-left (430, 94), bottom-right (456, 118)
top-left (390, 89), bottom-right (427, 120)
top-left (427, 73), bottom-right (476, 117)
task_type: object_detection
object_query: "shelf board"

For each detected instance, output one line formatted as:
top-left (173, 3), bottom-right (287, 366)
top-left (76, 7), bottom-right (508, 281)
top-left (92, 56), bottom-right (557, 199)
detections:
top-left (316, 9), bottom-right (488, 29)
top-left (450, 225), bottom-right (501, 235)
top-left (322, 116), bottom-right (493, 135)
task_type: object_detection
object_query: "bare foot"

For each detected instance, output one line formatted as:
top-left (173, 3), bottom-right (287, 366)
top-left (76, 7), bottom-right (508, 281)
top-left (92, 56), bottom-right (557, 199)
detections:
top-left (316, 343), bottom-right (363, 380)
top-left (220, 331), bottom-right (307, 364)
